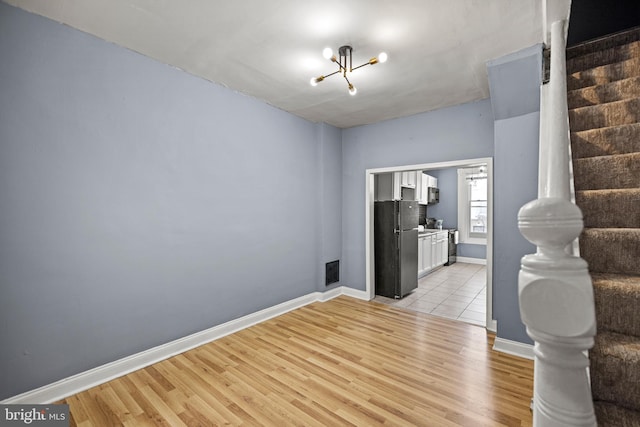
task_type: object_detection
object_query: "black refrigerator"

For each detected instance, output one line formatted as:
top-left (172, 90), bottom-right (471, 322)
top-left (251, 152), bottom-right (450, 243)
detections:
top-left (374, 200), bottom-right (419, 298)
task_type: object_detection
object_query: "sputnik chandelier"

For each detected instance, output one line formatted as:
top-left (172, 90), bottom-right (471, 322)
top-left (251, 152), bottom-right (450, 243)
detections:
top-left (310, 45), bottom-right (388, 96)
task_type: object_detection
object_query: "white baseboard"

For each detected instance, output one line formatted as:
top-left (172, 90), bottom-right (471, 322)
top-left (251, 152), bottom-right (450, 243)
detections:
top-left (493, 337), bottom-right (534, 360)
top-left (486, 319), bottom-right (497, 333)
top-left (1, 286), bottom-right (360, 404)
top-left (318, 286), bottom-right (343, 302)
top-left (456, 257), bottom-right (486, 265)
top-left (341, 286), bottom-right (370, 301)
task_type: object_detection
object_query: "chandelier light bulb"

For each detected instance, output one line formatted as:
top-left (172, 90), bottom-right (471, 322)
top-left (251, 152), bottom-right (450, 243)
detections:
top-left (322, 47), bottom-right (333, 59)
top-left (310, 77), bottom-right (318, 87)
top-left (378, 52), bottom-right (388, 63)
top-left (348, 84), bottom-right (357, 96)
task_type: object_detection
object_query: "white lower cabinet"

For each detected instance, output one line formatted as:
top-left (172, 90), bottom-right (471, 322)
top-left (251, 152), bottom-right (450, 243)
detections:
top-left (439, 232), bottom-right (448, 265)
top-left (418, 236), bottom-right (423, 272)
top-left (424, 235), bottom-right (433, 272)
top-left (418, 231), bottom-right (449, 278)
top-left (435, 231), bottom-right (447, 266)
top-left (418, 235), bottom-right (432, 277)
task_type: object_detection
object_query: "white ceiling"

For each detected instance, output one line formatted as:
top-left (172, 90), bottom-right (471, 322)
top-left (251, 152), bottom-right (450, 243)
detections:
top-left (6, 0), bottom-right (543, 128)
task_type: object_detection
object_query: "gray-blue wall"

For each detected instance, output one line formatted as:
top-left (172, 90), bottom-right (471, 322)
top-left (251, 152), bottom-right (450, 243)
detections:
top-left (425, 168), bottom-right (486, 260)
top-left (0, 3), bottom-right (342, 399)
top-left (492, 112), bottom-right (539, 344)
top-left (487, 44), bottom-right (542, 344)
top-left (317, 123), bottom-right (343, 290)
top-left (341, 100), bottom-right (495, 291)
top-left (423, 169), bottom-right (456, 227)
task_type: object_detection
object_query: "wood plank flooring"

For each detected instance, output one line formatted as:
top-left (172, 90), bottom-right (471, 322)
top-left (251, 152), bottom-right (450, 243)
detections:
top-left (58, 296), bottom-right (533, 426)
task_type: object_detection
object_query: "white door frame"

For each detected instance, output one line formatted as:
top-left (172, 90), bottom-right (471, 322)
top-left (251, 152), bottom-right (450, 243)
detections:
top-left (365, 157), bottom-right (496, 332)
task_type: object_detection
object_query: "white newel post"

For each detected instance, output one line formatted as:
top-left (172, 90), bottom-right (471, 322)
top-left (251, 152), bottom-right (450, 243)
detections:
top-left (517, 20), bottom-right (597, 426)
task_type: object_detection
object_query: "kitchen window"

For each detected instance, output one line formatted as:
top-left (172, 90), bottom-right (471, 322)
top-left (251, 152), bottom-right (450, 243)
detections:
top-left (458, 166), bottom-right (488, 244)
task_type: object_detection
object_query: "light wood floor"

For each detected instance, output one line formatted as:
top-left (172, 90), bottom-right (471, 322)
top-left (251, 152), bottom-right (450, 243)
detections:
top-left (59, 296), bottom-right (533, 426)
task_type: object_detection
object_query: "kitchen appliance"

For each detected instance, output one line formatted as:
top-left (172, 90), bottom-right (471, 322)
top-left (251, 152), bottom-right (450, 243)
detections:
top-left (374, 200), bottom-right (419, 298)
top-left (444, 229), bottom-right (458, 266)
top-left (426, 187), bottom-right (439, 205)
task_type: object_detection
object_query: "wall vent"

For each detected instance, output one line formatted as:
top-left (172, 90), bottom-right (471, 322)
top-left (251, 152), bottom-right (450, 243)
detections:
top-left (326, 260), bottom-right (339, 286)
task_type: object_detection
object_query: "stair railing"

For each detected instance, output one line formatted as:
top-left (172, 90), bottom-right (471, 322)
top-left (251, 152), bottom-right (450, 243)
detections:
top-left (517, 19), bottom-right (597, 426)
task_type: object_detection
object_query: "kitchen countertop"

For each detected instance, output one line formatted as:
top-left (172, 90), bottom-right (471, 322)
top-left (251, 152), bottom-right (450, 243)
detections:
top-left (418, 229), bottom-right (445, 237)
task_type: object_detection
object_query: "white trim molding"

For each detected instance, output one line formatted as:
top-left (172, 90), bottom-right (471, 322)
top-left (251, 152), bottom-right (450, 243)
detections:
top-left (493, 337), bottom-right (534, 360)
top-left (2, 286), bottom-right (364, 405)
top-left (456, 257), bottom-right (486, 265)
top-left (341, 286), bottom-right (371, 301)
top-left (486, 319), bottom-right (497, 333)
top-left (457, 166), bottom-right (488, 245)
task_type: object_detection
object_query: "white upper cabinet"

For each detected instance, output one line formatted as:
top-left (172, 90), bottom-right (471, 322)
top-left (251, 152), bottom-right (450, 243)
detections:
top-left (419, 174), bottom-right (428, 204)
top-left (375, 171), bottom-right (420, 201)
top-left (375, 173), bottom-right (401, 200)
top-left (426, 174), bottom-right (438, 188)
top-left (400, 171), bottom-right (417, 188)
top-left (417, 172), bottom-right (438, 205)
top-left (418, 173), bottom-right (437, 205)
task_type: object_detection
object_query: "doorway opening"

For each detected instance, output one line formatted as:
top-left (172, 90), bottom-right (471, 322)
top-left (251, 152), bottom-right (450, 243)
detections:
top-left (365, 157), bottom-right (496, 331)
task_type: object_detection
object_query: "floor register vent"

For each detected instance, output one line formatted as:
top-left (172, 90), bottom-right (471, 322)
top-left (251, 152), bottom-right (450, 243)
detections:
top-left (326, 260), bottom-right (339, 286)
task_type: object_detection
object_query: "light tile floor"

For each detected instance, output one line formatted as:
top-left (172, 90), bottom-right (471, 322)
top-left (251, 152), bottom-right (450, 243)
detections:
top-left (374, 262), bottom-right (487, 327)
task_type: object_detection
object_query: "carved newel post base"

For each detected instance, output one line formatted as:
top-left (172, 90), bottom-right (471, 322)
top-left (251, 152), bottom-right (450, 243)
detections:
top-left (518, 197), bottom-right (597, 426)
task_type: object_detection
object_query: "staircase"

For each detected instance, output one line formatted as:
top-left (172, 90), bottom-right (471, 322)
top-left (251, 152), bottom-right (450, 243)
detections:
top-left (567, 27), bottom-right (640, 426)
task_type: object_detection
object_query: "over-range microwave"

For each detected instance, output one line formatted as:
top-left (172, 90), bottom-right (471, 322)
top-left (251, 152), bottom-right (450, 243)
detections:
top-left (427, 187), bottom-right (439, 205)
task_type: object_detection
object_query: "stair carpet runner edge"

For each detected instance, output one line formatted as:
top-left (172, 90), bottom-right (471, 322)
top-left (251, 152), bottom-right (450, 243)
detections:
top-left (567, 27), bottom-right (640, 427)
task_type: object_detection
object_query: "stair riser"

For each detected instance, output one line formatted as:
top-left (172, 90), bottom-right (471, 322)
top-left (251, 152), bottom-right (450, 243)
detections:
top-left (567, 27), bottom-right (640, 60)
top-left (594, 402), bottom-right (640, 427)
top-left (568, 77), bottom-right (640, 109)
top-left (569, 99), bottom-right (640, 132)
top-left (594, 282), bottom-right (640, 336)
top-left (576, 191), bottom-right (640, 228)
top-left (568, 58), bottom-right (640, 91)
top-left (573, 153), bottom-right (640, 191)
top-left (580, 230), bottom-right (640, 275)
top-left (591, 342), bottom-right (640, 411)
top-left (571, 123), bottom-right (640, 159)
top-left (567, 41), bottom-right (640, 74)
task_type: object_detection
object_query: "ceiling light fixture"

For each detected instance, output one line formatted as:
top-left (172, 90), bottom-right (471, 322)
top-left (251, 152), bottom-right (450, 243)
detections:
top-left (310, 45), bottom-right (387, 96)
